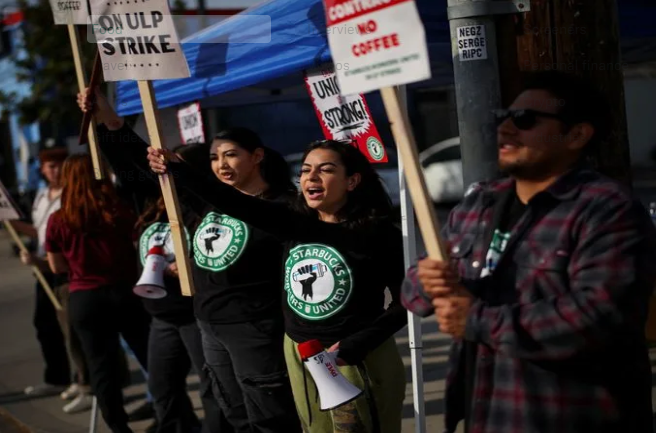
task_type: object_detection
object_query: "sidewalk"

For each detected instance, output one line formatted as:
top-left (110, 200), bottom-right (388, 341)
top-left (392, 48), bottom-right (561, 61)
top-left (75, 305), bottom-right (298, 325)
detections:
top-left (0, 230), bottom-right (453, 432)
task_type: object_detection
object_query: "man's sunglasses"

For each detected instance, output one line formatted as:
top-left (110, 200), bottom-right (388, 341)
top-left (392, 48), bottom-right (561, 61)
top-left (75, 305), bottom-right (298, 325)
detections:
top-left (493, 109), bottom-right (565, 130)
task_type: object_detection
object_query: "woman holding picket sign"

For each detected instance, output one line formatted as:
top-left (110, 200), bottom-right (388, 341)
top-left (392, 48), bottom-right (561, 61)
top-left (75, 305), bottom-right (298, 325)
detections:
top-left (78, 87), bottom-right (230, 433)
top-left (79, 88), bottom-right (301, 433)
top-left (147, 138), bottom-right (408, 432)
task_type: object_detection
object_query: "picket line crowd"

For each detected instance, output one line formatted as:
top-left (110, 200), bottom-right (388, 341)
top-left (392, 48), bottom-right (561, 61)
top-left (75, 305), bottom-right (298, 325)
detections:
top-left (10, 70), bottom-right (656, 433)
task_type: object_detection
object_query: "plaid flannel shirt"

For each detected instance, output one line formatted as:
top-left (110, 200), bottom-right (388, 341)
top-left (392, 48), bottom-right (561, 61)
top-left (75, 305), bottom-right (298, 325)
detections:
top-left (402, 164), bottom-right (656, 433)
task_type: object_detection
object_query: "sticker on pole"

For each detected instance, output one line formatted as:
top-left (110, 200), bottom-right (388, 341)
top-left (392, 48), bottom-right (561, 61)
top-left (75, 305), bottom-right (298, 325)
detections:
top-left (48, 0), bottom-right (90, 25)
top-left (89, 0), bottom-right (190, 81)
top-left (0, 180), bottom-right (22, 221)
top-left (177, 102), bottom-right (205, 144)
top-left (304, 66), bottom-right (387, 163)
top-left (322, 0), bottom-right (431, 96)
top-left (456, 25), bottom-right (487, 62)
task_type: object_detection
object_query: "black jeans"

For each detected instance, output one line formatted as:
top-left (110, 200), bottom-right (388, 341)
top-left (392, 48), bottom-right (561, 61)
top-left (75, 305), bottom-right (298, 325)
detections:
top-left (34, 273), bottom-right (70, 386)
top-left (198, 318), bottom-right (301, 433)
top-left (69, 286), bottom-right (151, 433)
top-left (148, 317), bottom-right (233, 433)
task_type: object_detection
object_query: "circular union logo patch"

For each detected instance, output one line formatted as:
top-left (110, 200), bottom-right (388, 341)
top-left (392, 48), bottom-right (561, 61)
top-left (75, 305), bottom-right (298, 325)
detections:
top-left (366, 136), bottom-right (385, 161)
top-left (139, 222), bottom-right (190, 265)
top-left (284, 243), bottom-right (353, 321)
top-left (193, 212), bottom-right (249, 272)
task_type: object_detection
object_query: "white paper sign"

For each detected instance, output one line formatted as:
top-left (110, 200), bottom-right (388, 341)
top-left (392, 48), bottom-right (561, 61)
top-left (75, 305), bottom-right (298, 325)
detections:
top-left (48, 0), bottom-right (90, 25)
top-left (457, 25), bottom-right (488, 62)
top-left (0, 180), bottom-right (21, 221)
top-left (177, 102), bottom-right (205, 144)
top-left (323, 0), bottom-right (431, 96)
top-left (90, 0), bottom-right (190, 81)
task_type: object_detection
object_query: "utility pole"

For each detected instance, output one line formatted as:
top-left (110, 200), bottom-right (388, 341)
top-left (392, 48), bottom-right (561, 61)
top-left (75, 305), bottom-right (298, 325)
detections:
top-left (450, 0), bottom-right (630, 187)
top-left (446, 0), bottom-right (526, 188)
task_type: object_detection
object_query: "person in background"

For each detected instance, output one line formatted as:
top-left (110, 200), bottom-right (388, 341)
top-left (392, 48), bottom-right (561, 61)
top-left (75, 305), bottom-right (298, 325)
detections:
top-left (148, 139), bottom-right (408, 433)
top-left (402, 71), bottom-right (656, 433)
top-left (11, 147), bottom-right (71, 398)
top-left (46, 154), bottom-right (151, 433)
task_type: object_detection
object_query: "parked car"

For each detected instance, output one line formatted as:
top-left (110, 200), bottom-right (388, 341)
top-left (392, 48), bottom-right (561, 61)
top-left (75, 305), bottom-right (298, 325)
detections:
top-left (284, 147), bottom-right (402, 207)
top-left (419, 136), bottom-right (464, 204)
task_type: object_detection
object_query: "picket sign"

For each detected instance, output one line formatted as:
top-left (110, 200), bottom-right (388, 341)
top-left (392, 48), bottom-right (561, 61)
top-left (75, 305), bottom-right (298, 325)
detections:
top-left (0, 180), bottom-right (62, 311)
top-left (177, 102), bottom-right (205, 144)
top-left (68, 25), bottom-right (105, 180)
top-left (304, 65), bottom-right (387, 163)
top-left (87, 0), bottom-right (194, 296)
top-left (323, 0), bottom-right (446, 258)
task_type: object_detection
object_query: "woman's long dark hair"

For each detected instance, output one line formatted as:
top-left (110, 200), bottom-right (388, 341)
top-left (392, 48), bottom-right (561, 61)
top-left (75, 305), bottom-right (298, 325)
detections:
top-left (213, 128), bottom-right (296, 199)
top-left (135, 142), bottom-right (212, 232)
top-left (294, 140), bottom-right (393, 228)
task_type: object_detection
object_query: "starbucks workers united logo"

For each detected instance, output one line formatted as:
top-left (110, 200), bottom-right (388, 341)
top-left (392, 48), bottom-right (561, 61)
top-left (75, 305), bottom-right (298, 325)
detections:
top-left (139, 222), bottom-right (190, 265)
top-left (366, 136), bottom-right (385, 161)
top-left (285, 244), bottom-right (353, 320)
top-left (194, 212), bottom-right (249, 272)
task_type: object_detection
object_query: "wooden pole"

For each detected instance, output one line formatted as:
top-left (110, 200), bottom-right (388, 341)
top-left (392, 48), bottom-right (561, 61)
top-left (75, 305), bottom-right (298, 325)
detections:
top-left (137, 81), bottom-right (195, 297)
top-left (79, 53), bottom-right (103, 146)
top-left (67, 24), bottom-right (105, 181)
top-left (3, 221), bottom-right (62, 311)
top-left (499, 0), bottom-right (630, 185)
top-left (380, 86), bottom-right (448, 261)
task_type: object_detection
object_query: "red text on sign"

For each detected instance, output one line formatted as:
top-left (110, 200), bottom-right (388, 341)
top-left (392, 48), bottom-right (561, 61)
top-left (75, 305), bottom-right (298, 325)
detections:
top-left (352, 33), bottom-right (400, 56)
top-left (325, 362), bottom-right (338, 377)
top-left (356, 19), bottom-right (377, 34)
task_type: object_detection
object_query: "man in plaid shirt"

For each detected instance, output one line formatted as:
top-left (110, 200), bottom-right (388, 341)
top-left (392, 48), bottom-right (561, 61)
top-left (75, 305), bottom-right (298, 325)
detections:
top-left (403, 71), bottom-right (656, 433)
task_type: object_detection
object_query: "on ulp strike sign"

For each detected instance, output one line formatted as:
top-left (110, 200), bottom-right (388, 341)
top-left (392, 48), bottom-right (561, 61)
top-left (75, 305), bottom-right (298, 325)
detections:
top-left (323, 0), bottom-right (431, 96)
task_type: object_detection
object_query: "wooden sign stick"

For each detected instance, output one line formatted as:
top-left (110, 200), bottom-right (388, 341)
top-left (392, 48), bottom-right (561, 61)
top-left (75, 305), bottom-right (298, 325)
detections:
top-left (380, 86), bottom-right (448, 261)
top-left (79, 52), bottom-right (103, 146)
top-left (67, 24), bottom-right (105, 180)
top-left (3, 221), bottom-right (62, 311)
top-left (137, 81), bottom-right (195, 297)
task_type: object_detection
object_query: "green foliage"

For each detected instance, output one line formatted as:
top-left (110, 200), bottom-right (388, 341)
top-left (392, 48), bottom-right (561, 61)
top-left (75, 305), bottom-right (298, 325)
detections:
top-left (0, 0), bottom-right (95, 129)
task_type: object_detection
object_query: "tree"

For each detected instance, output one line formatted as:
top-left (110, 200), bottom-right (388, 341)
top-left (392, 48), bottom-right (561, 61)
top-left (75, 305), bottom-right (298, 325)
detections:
top-left (0, 0), bottom-right (95, 137)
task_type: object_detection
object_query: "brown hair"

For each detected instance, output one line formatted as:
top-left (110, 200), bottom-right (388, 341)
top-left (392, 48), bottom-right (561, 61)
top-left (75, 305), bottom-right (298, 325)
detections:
top-left (38, 147), bottom-right (68, 164)
top-left (135, 196), bottom-right (167, 232)
top-left (58, 154), bottom-right (122, 231)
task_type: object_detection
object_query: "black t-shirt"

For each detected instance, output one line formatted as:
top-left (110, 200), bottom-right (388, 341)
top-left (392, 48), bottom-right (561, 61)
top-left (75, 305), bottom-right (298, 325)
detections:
top-left (188, 194), bottom-right (294, 324)
top-left (168, 160), bottom-right (407, 365)
top-left (479, 191), bottom-right (527, 279)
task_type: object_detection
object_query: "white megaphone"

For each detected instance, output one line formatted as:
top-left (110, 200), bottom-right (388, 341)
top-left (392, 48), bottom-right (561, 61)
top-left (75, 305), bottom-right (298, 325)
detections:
top-left (298, 339), bottom-right (363, 411)
top-left (133, 246), bottom-right (168, 299)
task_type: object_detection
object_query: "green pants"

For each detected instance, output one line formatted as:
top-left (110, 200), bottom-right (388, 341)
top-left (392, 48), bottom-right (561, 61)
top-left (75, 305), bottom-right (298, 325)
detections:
top-left (283, 334), bottom-right (406, 433)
